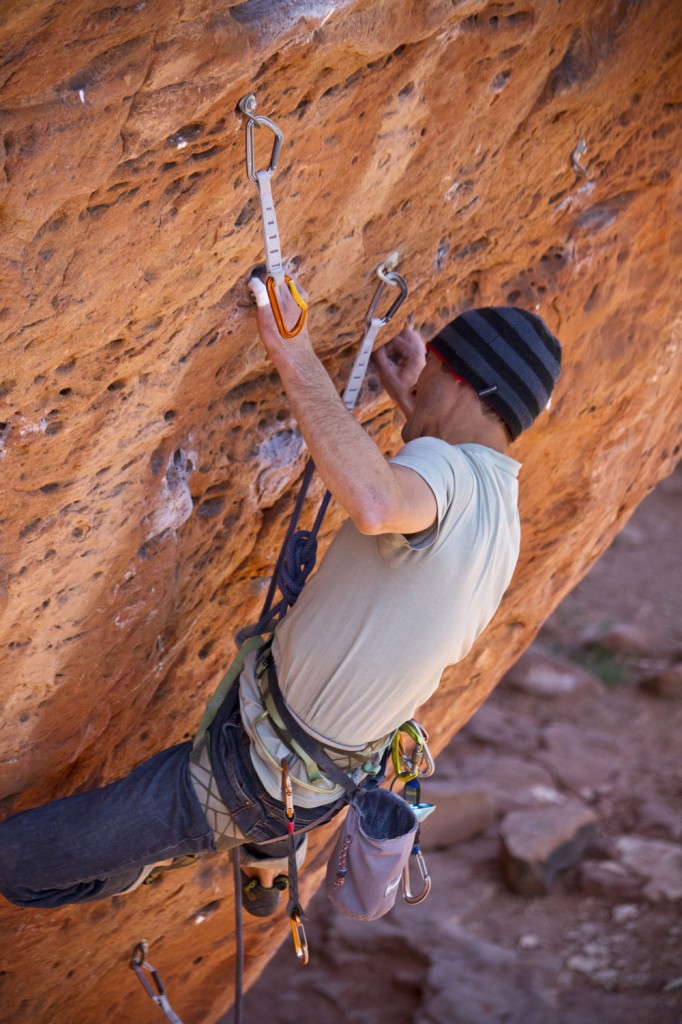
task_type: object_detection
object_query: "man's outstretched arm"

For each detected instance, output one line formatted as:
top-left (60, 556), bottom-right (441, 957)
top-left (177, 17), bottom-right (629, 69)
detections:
top-left (250, 278), bottom-right (435, 537)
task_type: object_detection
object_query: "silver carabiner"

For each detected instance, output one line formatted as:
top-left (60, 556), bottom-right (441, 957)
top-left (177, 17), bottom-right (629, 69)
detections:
top-left (240, 94), bottom-right (283, 183)
top-left (130, 943), bottom-right (185, 1024)
top-left (402, 848), bottom-right (431, 905)
top-left (365, 270), bottom-right (408, 327)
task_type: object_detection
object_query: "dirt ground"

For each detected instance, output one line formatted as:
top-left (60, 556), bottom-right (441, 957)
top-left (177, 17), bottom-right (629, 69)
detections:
top-left (241, 463), bottom-right (682, 1024)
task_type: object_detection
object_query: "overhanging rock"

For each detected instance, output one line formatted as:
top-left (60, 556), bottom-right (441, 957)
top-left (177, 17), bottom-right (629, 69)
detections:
top-left (0, 1), bottom-right (680, 1021)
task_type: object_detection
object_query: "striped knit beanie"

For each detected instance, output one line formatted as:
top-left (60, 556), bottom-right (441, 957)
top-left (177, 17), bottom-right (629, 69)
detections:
top-left (427, 307), bottom-right (562, 439)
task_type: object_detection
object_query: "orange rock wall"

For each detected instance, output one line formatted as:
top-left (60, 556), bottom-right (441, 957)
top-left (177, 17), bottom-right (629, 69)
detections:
top-left (0, 1), bottom-right (680, 1021)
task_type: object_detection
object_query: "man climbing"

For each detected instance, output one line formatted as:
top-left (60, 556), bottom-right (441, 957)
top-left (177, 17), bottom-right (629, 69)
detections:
top-left (0, 279), bottom-right (561, 914)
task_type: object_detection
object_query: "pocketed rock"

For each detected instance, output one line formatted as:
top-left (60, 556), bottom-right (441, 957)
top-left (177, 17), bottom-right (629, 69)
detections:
top-left (419, 782), bottom-right (496, 849)
top-left (502, 647), bottom-right (605, 699)
top-left (639, 664), bottom-right (682, 700)
top-left (500, 802), bottom-right (598, 895)
top-left (615, 836), bottom-right (682, 902)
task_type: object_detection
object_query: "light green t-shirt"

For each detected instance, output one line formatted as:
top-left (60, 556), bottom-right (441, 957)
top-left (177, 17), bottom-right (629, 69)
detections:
top-left (239, 437), bottom-right (521, 805)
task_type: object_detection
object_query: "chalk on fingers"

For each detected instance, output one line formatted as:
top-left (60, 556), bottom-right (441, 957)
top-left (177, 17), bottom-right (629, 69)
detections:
top-left (248, 275), bottom-right (270, 307)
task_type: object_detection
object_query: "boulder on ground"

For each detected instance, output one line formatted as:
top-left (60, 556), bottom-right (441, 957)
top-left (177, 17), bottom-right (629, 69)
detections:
top-left (502, 647), bottom-right (604, 699)
top-left (419, 781), bottom-right (496, 849)
top-left (615, 836), bottom-right (682, 902)
top-left (639, 664), bottom-right (682, 700)
top-left (500, 801), bottom-right (598, 895)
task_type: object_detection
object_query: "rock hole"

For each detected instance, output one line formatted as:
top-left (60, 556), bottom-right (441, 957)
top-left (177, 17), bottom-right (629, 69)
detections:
top-left (198, 640), bottom-right (215, 660)
top-left (58, 387), bottom-right (72, 396)
top-left (234, 198), bottom-right (256, 227)
top-left (150, 448), bottom-right (165, 475)
top-left (107, 379), bottom-right (126, 391)
top-left (166, 122), bottom-right (204, 148)
top-left (398, 82), bottom-right (414, 99)
top-left (197, 497), bottom-right (224, 519)
top-left (164, 409), bottom-right (177, 421)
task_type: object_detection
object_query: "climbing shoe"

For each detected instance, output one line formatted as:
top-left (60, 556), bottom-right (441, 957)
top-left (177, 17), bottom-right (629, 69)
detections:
top-left (142, 854), bottom-right (201, 884)
top-left (241, 871), bottom-right (288, 917)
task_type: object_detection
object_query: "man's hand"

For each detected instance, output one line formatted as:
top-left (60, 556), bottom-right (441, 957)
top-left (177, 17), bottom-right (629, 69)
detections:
top-left (249, 274), bottom-right (311, 369)
top-left (373, 327), bottom-right (426, 418)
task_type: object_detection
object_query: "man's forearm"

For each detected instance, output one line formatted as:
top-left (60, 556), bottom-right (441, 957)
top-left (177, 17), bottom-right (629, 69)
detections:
top-left (274, 341), bottom-right (405, 533)
top-left (250, 278), bottom-right (436, 535)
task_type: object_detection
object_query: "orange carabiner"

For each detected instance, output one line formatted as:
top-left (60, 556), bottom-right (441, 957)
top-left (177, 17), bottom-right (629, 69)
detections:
top-left (266, 275), bottom-right (309, 339)
top-left (289, 910), bottom-right (309, 965)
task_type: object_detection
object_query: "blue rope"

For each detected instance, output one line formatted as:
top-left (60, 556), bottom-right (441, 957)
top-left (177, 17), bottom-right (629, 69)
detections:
top-left (236, 462), bottom-right (331, 645)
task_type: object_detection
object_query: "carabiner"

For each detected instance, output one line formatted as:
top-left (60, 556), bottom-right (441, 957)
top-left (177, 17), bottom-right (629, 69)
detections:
top-left (289, 910), bottom-right (309, 965)
top-left (130, 943), bottom-right (185, 1024)
top-left (266, 274), bottom-right (309, 339)
top-left (243, 112), bottom-right (283, 184)
top-left (365, 270), bottom-right (408, 327)
top-left (402, 847), bottom-right (431, 905)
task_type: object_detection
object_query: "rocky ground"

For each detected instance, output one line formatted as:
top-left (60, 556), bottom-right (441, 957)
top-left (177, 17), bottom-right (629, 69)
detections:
top-left (241, 464), bottom-right (682, 1024)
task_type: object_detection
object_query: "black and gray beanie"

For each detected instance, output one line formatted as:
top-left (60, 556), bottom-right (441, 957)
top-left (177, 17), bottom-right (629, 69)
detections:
top-left (427, 307), bottom-right (562, 439)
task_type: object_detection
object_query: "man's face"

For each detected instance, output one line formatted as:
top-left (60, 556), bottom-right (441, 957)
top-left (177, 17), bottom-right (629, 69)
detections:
top-left (401, 351), bottom-right (460, 442)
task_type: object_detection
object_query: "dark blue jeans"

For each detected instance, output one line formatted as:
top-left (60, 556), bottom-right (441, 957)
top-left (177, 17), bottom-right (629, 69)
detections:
top-left (0, 742), bottom-right (215, 908)
top-left (0, 684), bottom-right (344, 909)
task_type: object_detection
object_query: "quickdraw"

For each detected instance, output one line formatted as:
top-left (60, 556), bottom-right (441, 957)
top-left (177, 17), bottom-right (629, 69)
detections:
top-left (239, 93), bottom-right (309, 339)
top-left (401, 778), bottom-right (433, 905)
top-left (130, 942), bottom-right (186, 1024)
top-left (390, 725), bottom-right (436, 905)
top-left (341, 251), bottom-right (407, 415)
top-left (281, 758), bottom-right (309, 965)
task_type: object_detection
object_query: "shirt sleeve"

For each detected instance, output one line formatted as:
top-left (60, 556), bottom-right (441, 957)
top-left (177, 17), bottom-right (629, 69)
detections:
top-left (384, 437), bottom-right (475, 552)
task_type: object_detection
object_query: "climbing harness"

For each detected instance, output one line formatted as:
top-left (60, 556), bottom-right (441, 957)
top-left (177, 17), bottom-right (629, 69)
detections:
top-left (238, 93), bottom-right (309, 339)
top-left (130, 942), bottom-right (185, 1024)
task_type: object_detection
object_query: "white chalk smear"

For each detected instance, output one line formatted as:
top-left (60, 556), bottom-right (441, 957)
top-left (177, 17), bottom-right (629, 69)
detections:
top-left (248, 275), bottom-right (270, 307)
top-left (79, 89), bottom-right (86, 104)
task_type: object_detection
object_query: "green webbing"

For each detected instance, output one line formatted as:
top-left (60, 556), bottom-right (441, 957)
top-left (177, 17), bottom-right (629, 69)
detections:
top-left (192, 635), bottom-right (265, 752)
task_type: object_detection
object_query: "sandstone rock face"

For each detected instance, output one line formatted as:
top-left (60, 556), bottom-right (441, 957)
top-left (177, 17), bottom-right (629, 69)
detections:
top-left (0, 1), bottom-right (680, 1021)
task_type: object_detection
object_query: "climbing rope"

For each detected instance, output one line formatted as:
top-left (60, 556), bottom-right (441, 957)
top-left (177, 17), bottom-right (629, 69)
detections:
top-left (130, 96), bottom-right (409, 1024)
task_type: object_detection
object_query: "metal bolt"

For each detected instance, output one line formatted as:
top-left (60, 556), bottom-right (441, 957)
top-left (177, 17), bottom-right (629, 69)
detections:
top-left (238, 93), bottom-right (257, 117)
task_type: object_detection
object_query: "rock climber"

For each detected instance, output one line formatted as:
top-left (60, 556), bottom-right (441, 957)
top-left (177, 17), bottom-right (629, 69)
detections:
top-left (0, 278), bottom-right (561, 916)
